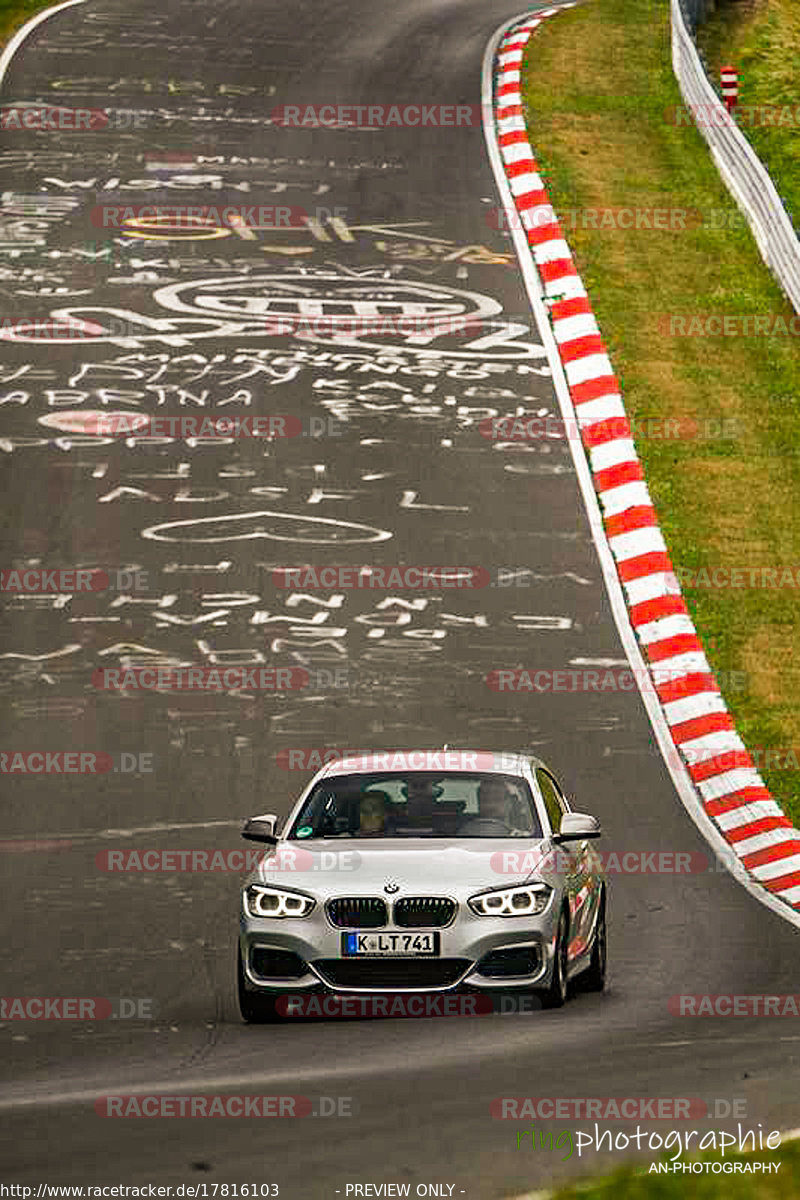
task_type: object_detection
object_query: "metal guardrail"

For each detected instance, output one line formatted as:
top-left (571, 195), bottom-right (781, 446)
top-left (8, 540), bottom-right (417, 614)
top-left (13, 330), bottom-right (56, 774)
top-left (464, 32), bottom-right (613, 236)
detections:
top-left (671, 0), bottom-right (800, 315)
top-left (678, 0), bottom-right (715, 36)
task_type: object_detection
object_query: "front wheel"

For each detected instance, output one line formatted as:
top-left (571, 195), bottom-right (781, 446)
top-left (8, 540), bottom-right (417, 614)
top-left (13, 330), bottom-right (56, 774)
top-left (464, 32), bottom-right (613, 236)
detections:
top-left (237, 947), bottom-right (279, 1023)
top-left (538, 908), bottom-right (569, 1009)
top-left (579, 893), bottom-right (607, 993)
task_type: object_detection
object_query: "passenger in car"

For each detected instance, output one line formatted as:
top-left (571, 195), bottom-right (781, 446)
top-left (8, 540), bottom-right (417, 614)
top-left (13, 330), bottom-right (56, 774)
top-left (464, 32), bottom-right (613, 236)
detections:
top-left (358, 789), bottom-right (391, 837)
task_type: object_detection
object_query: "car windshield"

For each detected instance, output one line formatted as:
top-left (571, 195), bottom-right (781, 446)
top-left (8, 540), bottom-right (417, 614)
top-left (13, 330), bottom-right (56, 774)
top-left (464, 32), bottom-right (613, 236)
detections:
top-left (287, 772), bottom-right (543, 839)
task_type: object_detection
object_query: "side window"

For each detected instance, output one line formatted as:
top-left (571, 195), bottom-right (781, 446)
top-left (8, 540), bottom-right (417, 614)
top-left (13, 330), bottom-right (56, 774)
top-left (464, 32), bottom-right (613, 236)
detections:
top-left (547, 770), bottom-right (571, 812)
top-left (536, 769), bottom-right (566, 837)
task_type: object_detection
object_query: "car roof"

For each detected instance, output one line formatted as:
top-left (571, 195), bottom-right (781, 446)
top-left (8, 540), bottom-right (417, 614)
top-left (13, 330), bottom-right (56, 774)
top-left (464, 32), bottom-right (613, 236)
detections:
top-left (314, 750), bottom-right (550, 780)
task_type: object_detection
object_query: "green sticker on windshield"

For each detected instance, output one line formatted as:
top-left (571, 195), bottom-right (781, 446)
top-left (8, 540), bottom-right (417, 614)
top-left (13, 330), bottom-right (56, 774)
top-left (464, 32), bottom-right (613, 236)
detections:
top-left (296, 826), bottom-right (313, 838)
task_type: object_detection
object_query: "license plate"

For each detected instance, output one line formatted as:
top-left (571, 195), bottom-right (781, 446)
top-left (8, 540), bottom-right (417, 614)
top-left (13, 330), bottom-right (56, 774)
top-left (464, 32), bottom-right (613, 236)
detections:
top-left (342, 932), bottom-right (440, 957)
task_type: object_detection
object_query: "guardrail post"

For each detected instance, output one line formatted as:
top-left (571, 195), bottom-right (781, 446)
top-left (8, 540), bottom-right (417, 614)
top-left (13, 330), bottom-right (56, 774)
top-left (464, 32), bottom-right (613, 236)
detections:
top-left (720, 64), bottom-right (739, 112)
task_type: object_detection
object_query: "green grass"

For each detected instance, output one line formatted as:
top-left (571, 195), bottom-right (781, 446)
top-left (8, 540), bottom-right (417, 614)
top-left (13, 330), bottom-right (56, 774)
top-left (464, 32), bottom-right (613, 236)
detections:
top-left (697, 0), bottom-right (800, 240)
top-left (520, 0), bottom-right (800, 830)
top-left (0, 0), bottom-right (61, 47)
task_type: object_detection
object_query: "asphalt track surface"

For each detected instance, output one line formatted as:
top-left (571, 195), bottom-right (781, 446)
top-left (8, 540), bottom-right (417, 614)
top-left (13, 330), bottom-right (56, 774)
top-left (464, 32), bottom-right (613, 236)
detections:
top-left (1, 0), bottom-right (799, 1194)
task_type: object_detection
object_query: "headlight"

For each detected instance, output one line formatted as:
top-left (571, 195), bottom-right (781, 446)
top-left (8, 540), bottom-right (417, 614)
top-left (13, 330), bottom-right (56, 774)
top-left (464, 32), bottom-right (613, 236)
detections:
top-left (244, 885), bottom-right (315, 919)
top-left (468, 884), bottom-right (552, 917)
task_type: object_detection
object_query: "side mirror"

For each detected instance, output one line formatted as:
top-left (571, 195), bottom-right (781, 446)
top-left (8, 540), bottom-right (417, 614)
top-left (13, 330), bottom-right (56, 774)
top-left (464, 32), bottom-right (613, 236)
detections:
top-left (241, 813), bottom-right (279, 844)
top-left (553, 812), bottom-right (601, 842)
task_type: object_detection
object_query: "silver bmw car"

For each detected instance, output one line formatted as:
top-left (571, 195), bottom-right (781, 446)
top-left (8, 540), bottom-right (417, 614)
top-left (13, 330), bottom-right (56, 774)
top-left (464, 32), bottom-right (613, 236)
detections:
top-left (237, 750), bottom-right (606, 1020)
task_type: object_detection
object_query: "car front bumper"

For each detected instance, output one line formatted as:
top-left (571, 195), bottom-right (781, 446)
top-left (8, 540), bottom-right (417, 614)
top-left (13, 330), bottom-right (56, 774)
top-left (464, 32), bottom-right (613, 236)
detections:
top-left (239, 901), bottom-right (559, 994)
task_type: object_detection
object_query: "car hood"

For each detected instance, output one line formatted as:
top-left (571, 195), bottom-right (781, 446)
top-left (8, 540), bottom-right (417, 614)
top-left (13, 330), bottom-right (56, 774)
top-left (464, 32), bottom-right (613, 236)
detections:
top-left (248, 837), bottom-right (552, 898)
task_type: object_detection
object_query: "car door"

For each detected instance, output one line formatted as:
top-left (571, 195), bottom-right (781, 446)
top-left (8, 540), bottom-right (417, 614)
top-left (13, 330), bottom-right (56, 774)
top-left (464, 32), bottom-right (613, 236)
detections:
top-left (534, 772), bottom-right (585, 960)
top-left (535, 768), bottom-right (595, 961)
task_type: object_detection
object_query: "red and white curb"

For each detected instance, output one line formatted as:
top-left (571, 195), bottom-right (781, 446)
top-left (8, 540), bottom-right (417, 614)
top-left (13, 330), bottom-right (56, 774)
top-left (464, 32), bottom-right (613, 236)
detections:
top-left (486, 5), bottom-right (800, 913)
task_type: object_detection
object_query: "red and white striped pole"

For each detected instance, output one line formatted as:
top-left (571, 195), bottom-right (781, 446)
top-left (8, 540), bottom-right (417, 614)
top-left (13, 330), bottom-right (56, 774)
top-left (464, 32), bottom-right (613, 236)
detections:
top-left (720, 65), bottom-right (739, 113)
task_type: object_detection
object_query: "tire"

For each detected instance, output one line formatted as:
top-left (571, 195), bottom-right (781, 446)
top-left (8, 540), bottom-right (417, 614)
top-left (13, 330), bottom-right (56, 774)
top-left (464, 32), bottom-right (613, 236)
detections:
top-left (237, 947), bottom-right (279, 1023)
top-left (579, 892), bottom-right (607, 993)
top-left (539, 907), bottom-right (569, 1009)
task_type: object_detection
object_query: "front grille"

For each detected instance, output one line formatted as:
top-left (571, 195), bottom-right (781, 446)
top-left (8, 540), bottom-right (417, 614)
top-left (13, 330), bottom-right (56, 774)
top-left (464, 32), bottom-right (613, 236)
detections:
top-left (393, 897), bottom-right (457, 928)
top-left (476, 946), bottom-right (541, 979)
top-left (250, 948), bottom-right (308, 980)
top-left (314, 958), bottom-right (471, 990)
top-left (326, 897), bottom-right (387, 928)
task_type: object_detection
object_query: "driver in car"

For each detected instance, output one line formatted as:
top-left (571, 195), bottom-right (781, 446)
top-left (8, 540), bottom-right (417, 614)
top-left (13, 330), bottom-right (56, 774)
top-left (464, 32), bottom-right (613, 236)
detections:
top-left (478, 777), bottom-right (514, 825)
top-left (456, 777), bottom-right (525, 834)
